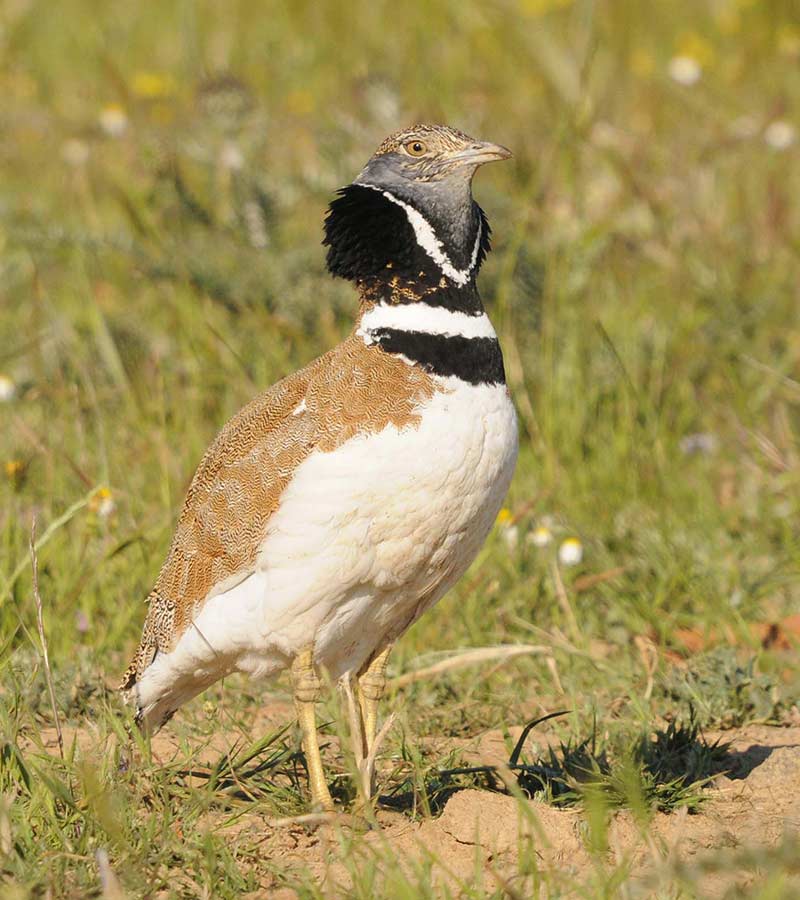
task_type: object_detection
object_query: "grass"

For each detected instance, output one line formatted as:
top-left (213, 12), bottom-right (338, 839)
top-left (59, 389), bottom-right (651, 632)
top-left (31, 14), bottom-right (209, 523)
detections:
top-left (2, 0), bottom-right (800, 895)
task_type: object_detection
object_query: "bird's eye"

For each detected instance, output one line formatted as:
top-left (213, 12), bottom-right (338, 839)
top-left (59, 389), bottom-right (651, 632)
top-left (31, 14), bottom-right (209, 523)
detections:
top-left (405, 140), bottom-right (427, 157)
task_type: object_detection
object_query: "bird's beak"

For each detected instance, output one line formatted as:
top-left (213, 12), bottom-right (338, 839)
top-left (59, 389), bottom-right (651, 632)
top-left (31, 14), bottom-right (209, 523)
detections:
top-left (448, 141), bottom-right (513, 167)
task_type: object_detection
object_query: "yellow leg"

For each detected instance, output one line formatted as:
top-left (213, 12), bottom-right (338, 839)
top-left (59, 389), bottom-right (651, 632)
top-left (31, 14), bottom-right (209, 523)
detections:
top-left (358, 645), bottom-right (392, 758)
top-left (291, 647), bottom-right (334, 812)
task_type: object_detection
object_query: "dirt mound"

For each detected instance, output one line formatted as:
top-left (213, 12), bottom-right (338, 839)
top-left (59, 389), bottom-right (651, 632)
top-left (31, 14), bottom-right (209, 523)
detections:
top-left (316, 725), bottom-right (800, 896)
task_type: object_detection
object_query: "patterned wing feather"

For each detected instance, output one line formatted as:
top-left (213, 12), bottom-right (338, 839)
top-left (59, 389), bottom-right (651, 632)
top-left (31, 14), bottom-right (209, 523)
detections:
top-left (121, 337), bottom-right (439, 690)
top-left (121, 361), bottom-right (318, 688)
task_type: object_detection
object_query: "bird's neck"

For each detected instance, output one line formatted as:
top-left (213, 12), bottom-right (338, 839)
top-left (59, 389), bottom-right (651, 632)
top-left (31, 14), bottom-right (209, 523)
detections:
top-left (324, 184), bottom-right (491, 295)
top-left (357, 276), bottom-right (485, 315)
top-left (325, 182), bottom-right (505, 385)
top-left (353, 280), bottom-right (505, 387)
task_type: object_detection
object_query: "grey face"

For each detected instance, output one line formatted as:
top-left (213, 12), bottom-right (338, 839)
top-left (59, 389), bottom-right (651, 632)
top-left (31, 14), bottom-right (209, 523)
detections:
top-left (353, 124), bottom-right (511, 265)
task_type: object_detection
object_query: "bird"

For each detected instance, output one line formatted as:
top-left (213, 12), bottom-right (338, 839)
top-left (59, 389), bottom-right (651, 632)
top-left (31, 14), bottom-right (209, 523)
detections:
top-left (121, 124), bottom-right (518, 811)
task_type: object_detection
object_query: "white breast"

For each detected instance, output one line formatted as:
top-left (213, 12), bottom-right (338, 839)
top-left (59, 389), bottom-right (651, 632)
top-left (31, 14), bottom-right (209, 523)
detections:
top-left (135, 378), bottom-right (518, 720)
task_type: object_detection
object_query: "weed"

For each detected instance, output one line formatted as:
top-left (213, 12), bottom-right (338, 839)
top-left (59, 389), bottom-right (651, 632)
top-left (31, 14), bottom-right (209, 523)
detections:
top-left (661, 649), bottom-right (785, 729)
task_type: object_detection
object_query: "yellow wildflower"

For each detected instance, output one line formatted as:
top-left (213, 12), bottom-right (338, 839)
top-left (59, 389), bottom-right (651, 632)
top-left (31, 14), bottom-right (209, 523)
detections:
top-left (4, 459), bottom-right (24, 481)
top-left (131, 72), bottom-right (176, 100)
top-left (286, 89), bottom-right (314, 116)
top-left (778, 25), bottom-right (800, 58)
top-left (496, 508), bottom-right (514, 526)
top-left (676, 32), bottom-right (715, 68)
top-left (519, 0), bottom-right (572, 15)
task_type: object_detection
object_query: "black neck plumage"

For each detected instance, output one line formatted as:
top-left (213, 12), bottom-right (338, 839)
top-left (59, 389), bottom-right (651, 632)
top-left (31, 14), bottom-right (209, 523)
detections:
top-left (324, 183), bottom-right (505, 386)
top-left (323, 184), bottom-right (490, 293)
top-left (366, 329), bottom-right (505, 385)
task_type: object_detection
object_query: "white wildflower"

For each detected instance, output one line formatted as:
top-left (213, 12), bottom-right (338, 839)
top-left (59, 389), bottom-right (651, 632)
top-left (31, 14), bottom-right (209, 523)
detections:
top-left (668, 56), bottom-right (702, 86)
top-left (502, 525), bottom-right (520, 552)
top-left (0, 374), bottom-right (16, 402)
top-left (62, 138), bottom-right (90, 167)
top-left (220, 140), bottom-right (244, 171)
top-left (90, 487), bottom-right (116, 519)
top-left (98, 104), bottom-right (128, 137)
top-left (558, 538), bottom-right (583, 566)
top-left (528, 525), bottom-right (553, 548)
top-left (243, 201), bottom-right (269, 249)
top-left (764, 120), bottom-right (796, 150)
top-left (680, 433), bottom-right (717, 456)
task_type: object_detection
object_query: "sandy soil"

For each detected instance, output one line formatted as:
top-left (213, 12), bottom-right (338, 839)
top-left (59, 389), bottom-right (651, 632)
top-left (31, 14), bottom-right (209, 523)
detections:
top-left (259, 724), bottom-right (800, 897)
top-left (29, 721), bottom-right (800, 897)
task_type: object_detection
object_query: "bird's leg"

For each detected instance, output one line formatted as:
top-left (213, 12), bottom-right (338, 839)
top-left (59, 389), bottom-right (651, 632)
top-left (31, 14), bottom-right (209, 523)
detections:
top-left (291, 646), bottom-right (334, 812)
top-left (358, 644), bottom-right (392, 759)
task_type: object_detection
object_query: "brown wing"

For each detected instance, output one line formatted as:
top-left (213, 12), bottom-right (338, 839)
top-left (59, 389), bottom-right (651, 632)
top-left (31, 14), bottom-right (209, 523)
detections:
top-left (121, 335), bottom-right (440, 689)
top-left (121, 357), bottom-right (319, 688)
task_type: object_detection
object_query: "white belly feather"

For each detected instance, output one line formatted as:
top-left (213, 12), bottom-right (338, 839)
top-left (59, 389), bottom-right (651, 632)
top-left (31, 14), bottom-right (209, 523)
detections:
top-left (135, 378), bottom-right (518, 720)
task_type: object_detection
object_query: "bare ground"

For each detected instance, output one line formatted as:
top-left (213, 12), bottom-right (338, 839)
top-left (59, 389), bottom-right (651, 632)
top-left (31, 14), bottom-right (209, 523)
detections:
top-left (291, 725), bottom-right (800, 897)
top-left (26, 719), bottom-right (800, 897)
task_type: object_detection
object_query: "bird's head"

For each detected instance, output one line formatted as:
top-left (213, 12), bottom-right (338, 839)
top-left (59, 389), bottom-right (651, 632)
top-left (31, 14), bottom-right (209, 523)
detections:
top-left (324, 124), bottom-right (511, 289)
top-left (355, 123), bottom-right (511, 192)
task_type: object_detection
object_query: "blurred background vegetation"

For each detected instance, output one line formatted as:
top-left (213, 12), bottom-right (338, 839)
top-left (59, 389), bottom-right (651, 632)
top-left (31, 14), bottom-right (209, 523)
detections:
top-left (1, 0), bottom-right (799, 895)
top-left (2, 0), bottom-right (798, 667)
